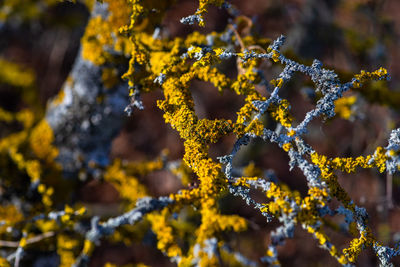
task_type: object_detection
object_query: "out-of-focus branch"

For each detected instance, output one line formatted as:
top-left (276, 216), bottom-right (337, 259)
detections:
top-left (0, 231), bottom-right (55, 248)
top-left (45, 2), bottom-right (128, 178)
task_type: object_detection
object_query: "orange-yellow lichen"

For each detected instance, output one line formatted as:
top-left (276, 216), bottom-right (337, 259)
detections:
top-left (334, 95), bottom-right (357, 120)
top-left (29, 119), bottom-right (59, 163)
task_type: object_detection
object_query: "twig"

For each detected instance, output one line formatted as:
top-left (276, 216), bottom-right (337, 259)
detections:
top-left (0, 231), bottom-right (55, 248)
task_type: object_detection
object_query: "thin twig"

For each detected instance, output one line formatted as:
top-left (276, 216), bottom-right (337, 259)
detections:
top-left (0, 231), bottom-right (55, 248)
top-left (228, 24), bottom-right (245, 52)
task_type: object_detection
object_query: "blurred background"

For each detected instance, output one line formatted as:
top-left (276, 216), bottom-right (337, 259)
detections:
top-left (1, 0), bottom-right (400, 266)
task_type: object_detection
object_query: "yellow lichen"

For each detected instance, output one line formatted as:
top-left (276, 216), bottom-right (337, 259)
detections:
top-left (334, 95), bottom-right (357, 120)
top-left (29, 119), bottom-right (58, 163)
